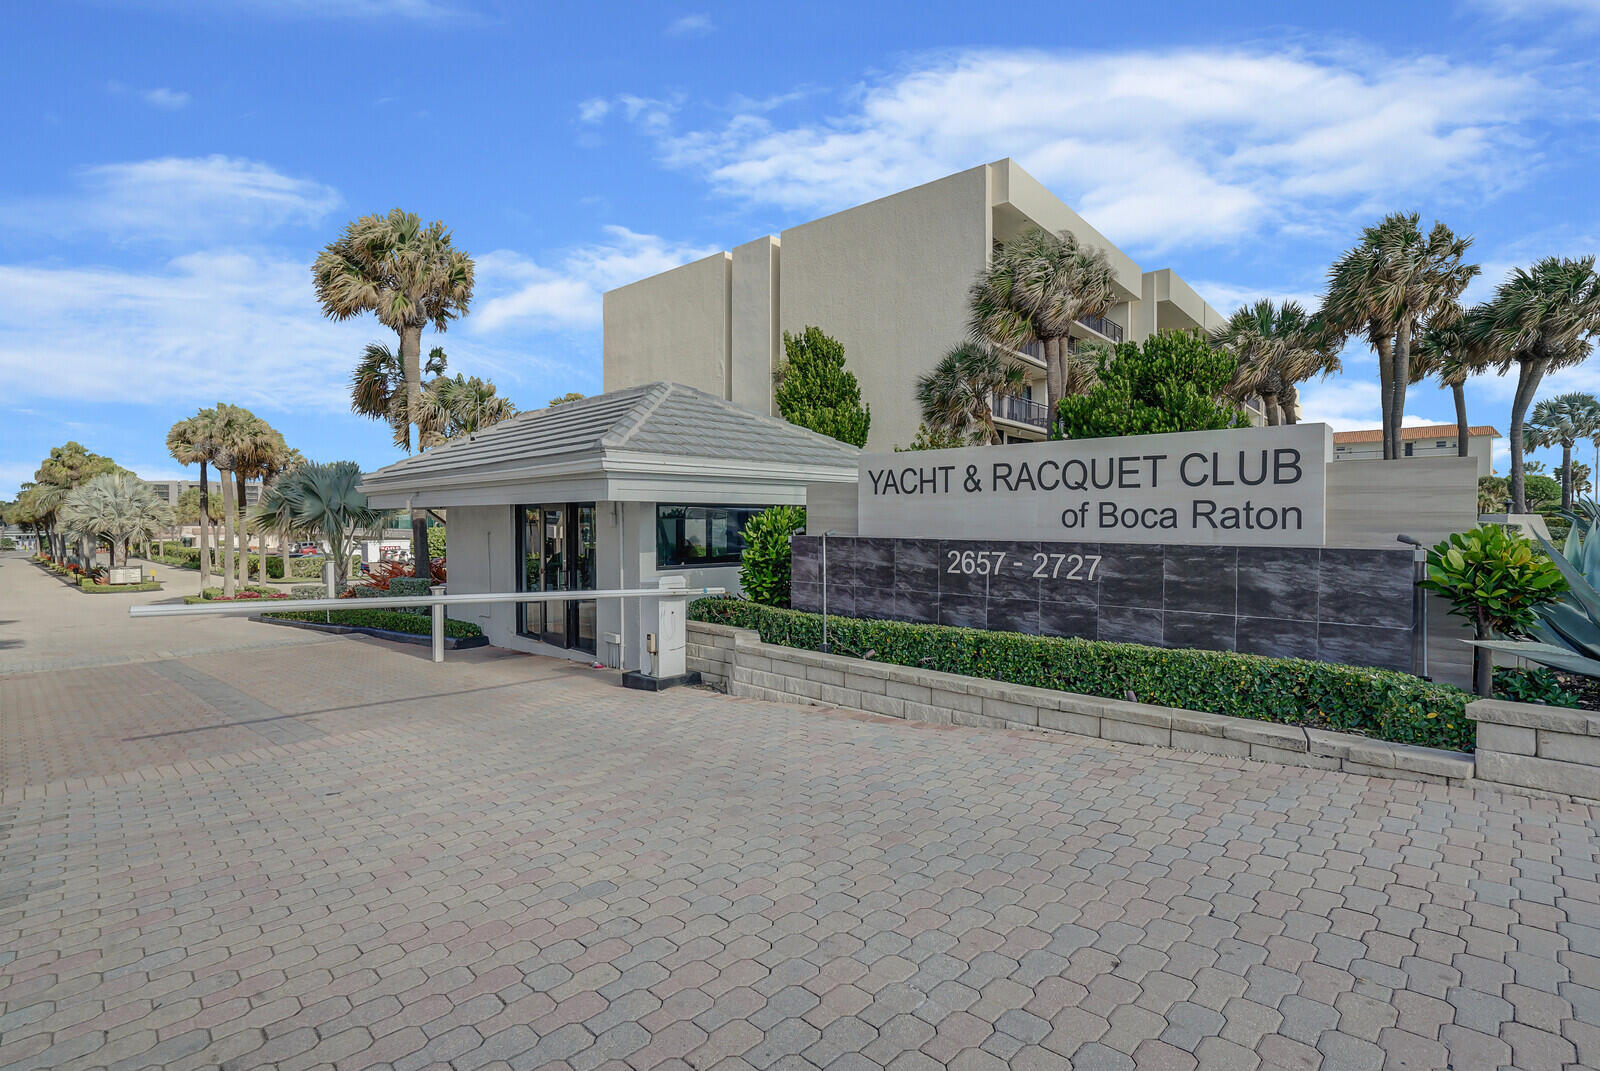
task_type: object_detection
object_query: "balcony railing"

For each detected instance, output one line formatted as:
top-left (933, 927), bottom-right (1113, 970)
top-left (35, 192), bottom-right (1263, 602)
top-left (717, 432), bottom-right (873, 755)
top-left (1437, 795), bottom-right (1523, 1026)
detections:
top-left (992, 392), bottom-right (1050, 429)
top-left (1078, 312), bottom-right (1124, 342)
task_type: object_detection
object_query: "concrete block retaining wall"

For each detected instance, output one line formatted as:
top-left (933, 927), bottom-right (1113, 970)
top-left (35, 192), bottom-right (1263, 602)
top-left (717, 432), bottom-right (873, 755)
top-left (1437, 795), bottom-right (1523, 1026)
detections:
top-left (1468, 698), bottom-right (1600, 801)
top-left (687, 620), bottom-right (1475, 787)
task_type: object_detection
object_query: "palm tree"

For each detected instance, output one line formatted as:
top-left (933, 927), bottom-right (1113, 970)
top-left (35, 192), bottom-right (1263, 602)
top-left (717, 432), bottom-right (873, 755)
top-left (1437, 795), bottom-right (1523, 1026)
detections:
top-left (969, 227), bottom-right (1119, 431)
top-left (1412, 314), bottom-right (1489, 462)
top-left (915, 343), bottom-right (1030, 445)
top-left (59, 473), bottom-right (173, 568)
top-left (1526, 393), bottom-right (1600, 512)
top-left (262, 461), bottom-right (391, 592)
top-left (1462, 257), bottom-right (1600, 513)
top-left (422, 374), bottom-right (518, 443)
top-left (1322, 214), bottom-right (1478, 458)
top-left (1211, 300), bottom-right (1340, 425)
top-left (352, 343), bottom-right (448, 451)
top-left (223, 413), bottom-right (287, 588)
top-left (258, 446), bottom-right (305, 582)
top-left (166, 414), bottom-right (217, 586)
top-left (314, 209), bottom-right (473, 576)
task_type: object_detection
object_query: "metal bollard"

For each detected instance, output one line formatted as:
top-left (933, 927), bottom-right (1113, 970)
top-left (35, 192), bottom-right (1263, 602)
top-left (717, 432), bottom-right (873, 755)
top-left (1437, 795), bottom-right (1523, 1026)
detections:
top-left (430, 585), bottom-right (446, 663)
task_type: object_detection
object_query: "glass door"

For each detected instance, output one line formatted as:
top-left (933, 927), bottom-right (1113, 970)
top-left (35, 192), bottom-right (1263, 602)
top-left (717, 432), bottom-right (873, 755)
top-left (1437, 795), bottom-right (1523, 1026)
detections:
top-left (540, 506), bottom-right (568, 648)
top-left (517, 502), bottom-right (597, 655)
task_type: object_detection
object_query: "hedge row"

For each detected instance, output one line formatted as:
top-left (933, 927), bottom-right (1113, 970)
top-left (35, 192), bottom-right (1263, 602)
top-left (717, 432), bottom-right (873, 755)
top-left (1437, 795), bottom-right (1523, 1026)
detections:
top-left (689, 597), bottom-right (1474, 752)
top-left (264, 609), bottom-right (483, 638)
top-left (147, 548), bottom-right (347, 579)
top-left (79, 579), bottom-right (162, 593)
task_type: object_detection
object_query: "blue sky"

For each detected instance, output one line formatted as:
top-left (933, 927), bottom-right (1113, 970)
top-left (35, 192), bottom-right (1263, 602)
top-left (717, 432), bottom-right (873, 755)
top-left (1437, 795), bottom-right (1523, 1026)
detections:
top-left (4, 0), bottom-right (1600, 496)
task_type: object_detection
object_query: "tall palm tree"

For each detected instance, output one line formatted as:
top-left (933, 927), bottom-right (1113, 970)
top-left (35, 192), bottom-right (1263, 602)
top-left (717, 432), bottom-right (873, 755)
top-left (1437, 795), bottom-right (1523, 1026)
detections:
top-left (314, 209), bottom-right (473, 579)
top-left (1413, 316), bottom-right (1489, 461)
top-left (1526, 393), bottom-right (1600, 512)
top-left (222, 413), bottom-right (287, 588)
top-left (165, 414), bottom-right (216, 586)
top-left (421, 373), bottom-right (518, 443)
top-left (352, 343), bottom-right (448, 451)
top-left (915, 343), bottom-right (1030, 445)
top-left (969, 227), bottom-right (1119, 431)
top-left (59, 473), bottom-right (173, 569)
top-left (1211, 299), bottom-right (1340, 426)
top-left (1462, 256), bottom-right (1600, 512)
top-left (1322, 213), bottom-right (1478, 458)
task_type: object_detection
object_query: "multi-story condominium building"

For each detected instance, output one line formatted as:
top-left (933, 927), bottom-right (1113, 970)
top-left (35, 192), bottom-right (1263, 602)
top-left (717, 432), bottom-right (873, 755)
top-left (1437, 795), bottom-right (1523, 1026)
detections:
top-left (145, 479), bottom-right (263, 507)
top-left (1332, 425), bottom-right (1499, 478)
top-left (603, 158), bottom-right (1230, 451)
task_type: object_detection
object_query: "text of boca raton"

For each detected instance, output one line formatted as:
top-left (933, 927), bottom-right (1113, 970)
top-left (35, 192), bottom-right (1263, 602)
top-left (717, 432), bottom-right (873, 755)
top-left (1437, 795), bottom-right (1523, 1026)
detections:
top-left (866, 448), bottom-right (1309, 533)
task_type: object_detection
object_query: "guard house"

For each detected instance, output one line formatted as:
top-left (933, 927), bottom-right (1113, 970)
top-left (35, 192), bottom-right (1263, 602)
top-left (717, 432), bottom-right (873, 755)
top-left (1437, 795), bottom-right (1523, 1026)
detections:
top-left (359, 382), bottom-right (860, 672)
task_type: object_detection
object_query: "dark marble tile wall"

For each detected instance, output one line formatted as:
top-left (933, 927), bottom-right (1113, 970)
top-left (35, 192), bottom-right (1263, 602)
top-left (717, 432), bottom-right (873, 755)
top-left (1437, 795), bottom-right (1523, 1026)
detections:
top-left (791, 536), bottom-right (1416, 674)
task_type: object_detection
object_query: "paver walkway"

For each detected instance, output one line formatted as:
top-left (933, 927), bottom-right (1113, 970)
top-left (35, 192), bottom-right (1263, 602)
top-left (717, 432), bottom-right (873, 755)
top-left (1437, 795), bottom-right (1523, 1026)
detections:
top-left (2, 551), bottom-right (1599, 1069)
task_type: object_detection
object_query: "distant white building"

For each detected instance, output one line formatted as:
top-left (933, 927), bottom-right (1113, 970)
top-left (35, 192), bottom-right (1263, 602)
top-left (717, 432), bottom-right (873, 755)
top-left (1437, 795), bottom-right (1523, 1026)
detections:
top-left (1332, 424), bottom-right (1499, 478)
top-left (145, 479), bottom-right (263, 507)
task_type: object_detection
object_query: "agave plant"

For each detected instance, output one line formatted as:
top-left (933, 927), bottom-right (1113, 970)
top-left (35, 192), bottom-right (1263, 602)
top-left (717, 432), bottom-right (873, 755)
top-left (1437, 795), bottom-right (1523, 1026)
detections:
top-left (1478, 502), bottom-right (1600, 676)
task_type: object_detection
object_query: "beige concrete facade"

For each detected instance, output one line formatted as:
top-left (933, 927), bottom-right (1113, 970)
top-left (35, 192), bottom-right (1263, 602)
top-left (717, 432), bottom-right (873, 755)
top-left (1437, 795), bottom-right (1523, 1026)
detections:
top-left (604, 159), bottom-right (1227, 451)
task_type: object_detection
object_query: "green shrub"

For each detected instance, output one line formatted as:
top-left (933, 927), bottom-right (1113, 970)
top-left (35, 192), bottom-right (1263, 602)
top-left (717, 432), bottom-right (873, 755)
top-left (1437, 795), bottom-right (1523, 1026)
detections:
top-left (264, 609), bottom-right (482, 638)
top-left (1056, 330), bottom-right (1248, 439)
top-left (739, 506), bottom-right (806, 607)
top-left (1421, 524), bottom-right (1567, 694)
top-left (688, 598), bottom-right (1474, 751)
top-left (291, 584), bottom-right (326, 599)
top-left (427, 525), bottom-right (446, 560)
top-left (1, 537), bottom-right (15, 549)
top-left (773, 326), bottom-right (870, 447)
top-left (1494, 666), bottom-right (1580, 707)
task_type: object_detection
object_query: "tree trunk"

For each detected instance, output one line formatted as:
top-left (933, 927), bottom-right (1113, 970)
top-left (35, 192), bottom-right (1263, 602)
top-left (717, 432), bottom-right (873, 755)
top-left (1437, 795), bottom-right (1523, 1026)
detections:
top-left (198, 461), bottom-right (211, 588)
top-left (1389, 318), bottom-right (1413, 461)
top-left (236, 469), bottom-right (249, 590)
top-left (1474, 645), bottom-right (1493, 697)
top-left (1043, 336), bottom-right (1064, 439)
top-left (401, 322), bottom-right (424, 454)
top-left (1509, 357), bottom-right (1547, 515)
top-left (1262, 392), bottom-right (1281, 426)
top-left (220, 470), bottom-right (236, 597)
top-left (413, 516), bottom-right (432, 583)
top-left (1376, 335), bottom-right (1395, 460)
top-left (281, 524), bottom-right (291, 584)
top-left (1563, 442), bottom-right (1574, 513)
top-left (1452, 382), bottom-right (1470, 458)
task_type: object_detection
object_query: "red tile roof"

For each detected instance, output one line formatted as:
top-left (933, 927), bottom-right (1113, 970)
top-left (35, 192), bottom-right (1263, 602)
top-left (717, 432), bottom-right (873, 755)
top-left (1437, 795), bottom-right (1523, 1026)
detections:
top-left (1333, 424), bottom-right (1499, 445)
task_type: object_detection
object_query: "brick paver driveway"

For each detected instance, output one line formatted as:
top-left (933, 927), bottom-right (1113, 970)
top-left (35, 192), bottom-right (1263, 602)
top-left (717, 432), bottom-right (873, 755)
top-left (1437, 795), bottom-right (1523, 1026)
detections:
top-left (2, 553), bottom-right (1599, 1069)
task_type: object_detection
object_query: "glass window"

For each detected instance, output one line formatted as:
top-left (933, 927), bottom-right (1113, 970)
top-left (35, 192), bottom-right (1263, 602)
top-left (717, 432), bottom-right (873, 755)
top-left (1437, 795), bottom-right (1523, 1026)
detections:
top-left (656, 504), bottom-right (772, 568)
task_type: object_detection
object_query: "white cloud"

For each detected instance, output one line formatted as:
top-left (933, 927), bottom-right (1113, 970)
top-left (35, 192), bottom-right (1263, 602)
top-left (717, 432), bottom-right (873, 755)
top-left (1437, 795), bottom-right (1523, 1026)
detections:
top-left (665, 13), bottom-right (713, 36)
top-left (142, 87), bottom-right (190, 110)
top-left (0, 249), bottom-right (589, 414)
top-left (601, 47), bottom-right (1539, 253)
top-left (7, 156), bottom-right (341, 243)
top-left (577, 98), bottom-right (611, 124)
top-left (473, 226), bottom-right (720, 332)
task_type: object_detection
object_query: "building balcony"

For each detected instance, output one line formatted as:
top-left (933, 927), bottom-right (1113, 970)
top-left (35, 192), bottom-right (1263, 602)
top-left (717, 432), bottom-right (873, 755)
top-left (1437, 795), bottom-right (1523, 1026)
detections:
top-left (1077, 312), bottom-right (1123, 342)
top-left (992, 392), bottom-right (1050, 430)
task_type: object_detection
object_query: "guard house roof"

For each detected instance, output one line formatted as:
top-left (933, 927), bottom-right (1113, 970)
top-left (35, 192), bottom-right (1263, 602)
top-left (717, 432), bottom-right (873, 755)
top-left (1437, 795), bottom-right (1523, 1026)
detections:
top-left (359, 381), bottom-right (861, 510)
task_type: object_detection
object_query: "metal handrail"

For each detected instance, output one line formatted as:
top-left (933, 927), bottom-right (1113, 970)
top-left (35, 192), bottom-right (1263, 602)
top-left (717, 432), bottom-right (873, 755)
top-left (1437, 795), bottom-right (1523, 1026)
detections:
top-left (131, 584), bottom-right (727, 663)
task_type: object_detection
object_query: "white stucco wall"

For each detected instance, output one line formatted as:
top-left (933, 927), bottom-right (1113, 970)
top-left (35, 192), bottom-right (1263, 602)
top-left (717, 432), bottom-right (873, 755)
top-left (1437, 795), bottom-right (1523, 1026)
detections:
top-left (604, 250), bottom-right (731, 397)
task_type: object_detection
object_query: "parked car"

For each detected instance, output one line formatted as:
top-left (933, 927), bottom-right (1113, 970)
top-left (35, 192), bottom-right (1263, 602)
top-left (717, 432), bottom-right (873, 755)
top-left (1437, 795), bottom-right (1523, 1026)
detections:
top-left (291, 542), bottom-right (321, 557)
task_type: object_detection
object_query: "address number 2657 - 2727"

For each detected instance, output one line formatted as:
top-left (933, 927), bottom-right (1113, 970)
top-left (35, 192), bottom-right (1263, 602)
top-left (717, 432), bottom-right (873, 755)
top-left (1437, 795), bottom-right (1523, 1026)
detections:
top-left (944, 550), bottom-right (1102, 580)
